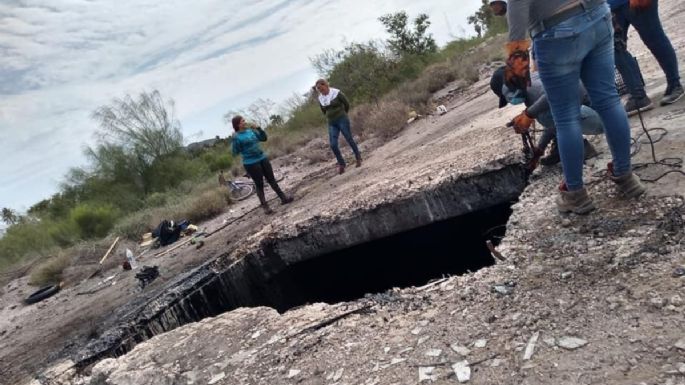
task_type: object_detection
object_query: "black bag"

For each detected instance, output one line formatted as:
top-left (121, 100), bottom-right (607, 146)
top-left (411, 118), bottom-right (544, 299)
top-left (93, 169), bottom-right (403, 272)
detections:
top-left (153, 220), bottom-right (181, 246)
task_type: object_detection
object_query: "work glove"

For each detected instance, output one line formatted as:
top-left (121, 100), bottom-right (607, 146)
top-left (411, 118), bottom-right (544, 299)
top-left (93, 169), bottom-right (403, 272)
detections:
top-left (511, 110), bottom-right (534, 134)
top-left (505, 40), bottom-right (531, 89)
top-left (629, 0), bottom-right (652, 10)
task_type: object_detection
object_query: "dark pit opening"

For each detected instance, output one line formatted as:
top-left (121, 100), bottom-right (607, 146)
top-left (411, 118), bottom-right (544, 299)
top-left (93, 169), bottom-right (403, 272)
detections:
top-left (280, 201), bottom-right (513, 306)
top-left (76, 199), bottom-right (518, 366)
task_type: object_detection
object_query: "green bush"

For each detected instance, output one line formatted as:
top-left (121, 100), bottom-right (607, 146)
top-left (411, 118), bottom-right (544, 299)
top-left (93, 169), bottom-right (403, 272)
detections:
top-left (201, 152), bottom-right (233, 172)
top-left (46, 219), bottom-right (79, 247)
top-left (113, 209), bottom-right (157, 240)
top-left (146, 152), bottom-right (209, 193)
top-left (70, 203), bottom-right (119, 239)
top-left (282, 99), bottom-right (325, 133)
top-left (0, 221), bottom-right (57, 271)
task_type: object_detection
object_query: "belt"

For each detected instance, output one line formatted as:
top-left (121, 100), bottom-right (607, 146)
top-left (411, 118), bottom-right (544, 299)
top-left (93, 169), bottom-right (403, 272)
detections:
top-left (529, 0), bottom-right (605, 38)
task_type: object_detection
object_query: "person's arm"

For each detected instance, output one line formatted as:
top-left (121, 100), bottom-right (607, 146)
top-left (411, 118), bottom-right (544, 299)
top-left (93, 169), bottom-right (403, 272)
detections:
top-left (338, 92), bottom-right (350, 112)
top-left (253, 127), bottom-right (267, 142)
top-left (507, 0), bottom-right (532, 43)
top-left (231, 137), bottom-right (240, 156)
top-left (526, 92), bottom-right (549, 119)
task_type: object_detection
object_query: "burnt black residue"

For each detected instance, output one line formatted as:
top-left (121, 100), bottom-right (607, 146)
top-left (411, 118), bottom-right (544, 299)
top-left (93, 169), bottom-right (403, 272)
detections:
top-left (75, 165), bottom-right (525, 368)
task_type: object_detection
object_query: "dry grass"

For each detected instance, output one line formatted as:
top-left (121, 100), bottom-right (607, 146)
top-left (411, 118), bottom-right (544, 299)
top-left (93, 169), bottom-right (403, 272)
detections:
top-left (184, 187), bottom-right (231, 223)
top-left (351, 100), bottom-right (411, 140)
top-left (114, 179), bottom-right (232, 240)
top-left (29, 252), bottom-right (72, 286)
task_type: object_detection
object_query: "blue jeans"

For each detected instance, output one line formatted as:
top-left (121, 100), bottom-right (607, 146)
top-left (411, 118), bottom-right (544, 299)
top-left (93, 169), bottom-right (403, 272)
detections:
top-left (613, 0), bottom-right (681, 97)
top-left (536, 106), bottom-right (605, 150)
top-left (534, 3), bottom-right (632, 190)
top-left (328, 116), bottom-right (361, 166)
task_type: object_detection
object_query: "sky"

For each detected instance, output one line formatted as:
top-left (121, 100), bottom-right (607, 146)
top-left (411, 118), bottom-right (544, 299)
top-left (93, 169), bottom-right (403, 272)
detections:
top-left (0, 0), bottom-right (482, 214)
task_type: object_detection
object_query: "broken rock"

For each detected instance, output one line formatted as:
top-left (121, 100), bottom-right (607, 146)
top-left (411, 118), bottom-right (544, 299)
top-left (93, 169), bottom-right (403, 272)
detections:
top-left (451, 344), bottom-right (471, 356)
top-left (674, 338), bottom-right (685, 351)
top-left (523, 332), bottom-right (540, 361)
top-left (418, 366), bottom-right (438, 382)
top-left (557, 336), bottom-right (588, 350)
top-left (452, 360), bottom-right (471, 383)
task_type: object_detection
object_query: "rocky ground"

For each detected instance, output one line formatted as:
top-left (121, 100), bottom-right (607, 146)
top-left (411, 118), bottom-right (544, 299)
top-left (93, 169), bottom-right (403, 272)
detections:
top-left (3, 0), bottom-right (685, 384)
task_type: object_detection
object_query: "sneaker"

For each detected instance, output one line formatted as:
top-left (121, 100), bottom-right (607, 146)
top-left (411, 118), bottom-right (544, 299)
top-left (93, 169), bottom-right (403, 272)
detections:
top-left (610, 171), bottom-right (646, 198)
top-left (262, 204), bottom-right (274, 215)
top-left (338, 164), bottom-right (345, 174)
top-left (556, 182), bottom-right (596, 215)
top-left (540, 141), bottom-right (560, 166)
top-left (660, 85), bottom-right (684, 106)
top-left (624, 95), bottom-right (654, 116)
top-left (355, 157), bottom-right (362, 168)
top-left (280, 195), bottom-right (294, 205)
top-left (583, 139), bottom-right (598, 160)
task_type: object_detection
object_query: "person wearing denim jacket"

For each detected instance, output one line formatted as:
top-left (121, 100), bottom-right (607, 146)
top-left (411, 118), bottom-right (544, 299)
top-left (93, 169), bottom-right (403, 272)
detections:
top-left (490, 67), bottom-right (602, 166)
top-left (507, 0), bottom-right (645, 214)
top-left (609, 0), bottom-right (683, 115)
top-left (315, 79), bottom-right (362, 175)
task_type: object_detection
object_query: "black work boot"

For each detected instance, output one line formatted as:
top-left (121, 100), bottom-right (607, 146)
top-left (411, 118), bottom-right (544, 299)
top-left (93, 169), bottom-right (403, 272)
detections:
top-left (256, 189), bottom-right (272, 214)
top-left (661, 85), bottom-right (684, 106)
top-left (261, 204), bottom-right (274, 215)
top-left (625, 95), bottom-right (654, 116)
top-left (540, 141), bottom-right (560, 166)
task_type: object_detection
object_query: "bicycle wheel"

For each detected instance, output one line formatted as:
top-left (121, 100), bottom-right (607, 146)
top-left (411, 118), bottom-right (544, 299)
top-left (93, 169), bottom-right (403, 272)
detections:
top-left (273, 170), bottom-right (285, 182)
top-left (229, 184), bottom-right (254, 201)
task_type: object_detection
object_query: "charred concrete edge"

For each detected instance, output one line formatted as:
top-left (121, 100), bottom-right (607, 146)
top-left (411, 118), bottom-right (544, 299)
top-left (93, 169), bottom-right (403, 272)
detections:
top-left (73, 164), bottom-right (527, 368)
top-left (272, 164), bottom-right (528, 264)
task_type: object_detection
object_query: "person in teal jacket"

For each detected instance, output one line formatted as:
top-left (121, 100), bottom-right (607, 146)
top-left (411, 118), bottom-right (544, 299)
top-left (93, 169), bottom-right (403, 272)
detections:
top-left (231, 115), bottom-right (293, 214)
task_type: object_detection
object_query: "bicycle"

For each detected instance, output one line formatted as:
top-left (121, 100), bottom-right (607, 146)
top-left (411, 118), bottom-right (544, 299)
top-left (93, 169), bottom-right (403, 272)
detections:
top-left (225, 171), bottom-right (285, 201)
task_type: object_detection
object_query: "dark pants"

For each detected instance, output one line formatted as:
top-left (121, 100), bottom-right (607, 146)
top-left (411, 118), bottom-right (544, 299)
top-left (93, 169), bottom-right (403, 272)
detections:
top-left (244, 158), bottom-right (285, 205)
top-left (613, 0), bottom-right (681, 98)
top-left (328, 116), bottom-right (361, 166)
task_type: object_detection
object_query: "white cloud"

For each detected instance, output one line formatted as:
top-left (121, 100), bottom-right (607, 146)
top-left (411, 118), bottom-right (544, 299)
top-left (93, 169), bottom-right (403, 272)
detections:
top-left (0, 0), bottom-right (482, 210)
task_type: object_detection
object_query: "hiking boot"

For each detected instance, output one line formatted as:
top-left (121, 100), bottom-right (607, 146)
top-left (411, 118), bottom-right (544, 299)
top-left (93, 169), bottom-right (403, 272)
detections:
top-left (583, 138), bottom-right (598, 160)
top-left (660, 85), bottom-right (684, 106)
top-left (624, 95), bottom-right (654, 116)
top-left (610, 171), bottom-right (646, 198)
top-left (540, 141), bottom-right (560, 166)
top-left (355, 157), bottom-right (362, 168)
top-left (262, 204), bottom-right (274, 215)
top-left (338, 164), bottom-right (345, 175)
top-left (556, 184), bottom-right (596, 215)
top-left (280, 195), bottom-right (294, 205)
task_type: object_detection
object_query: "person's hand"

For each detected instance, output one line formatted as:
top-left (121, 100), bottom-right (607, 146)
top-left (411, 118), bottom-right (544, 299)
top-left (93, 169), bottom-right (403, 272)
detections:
top-left (505, 40), bottom-right (531, 89)
top-left (512, 110), bottom-right (534, 134)
top-left (629, 0), bottom-right (652, 10)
